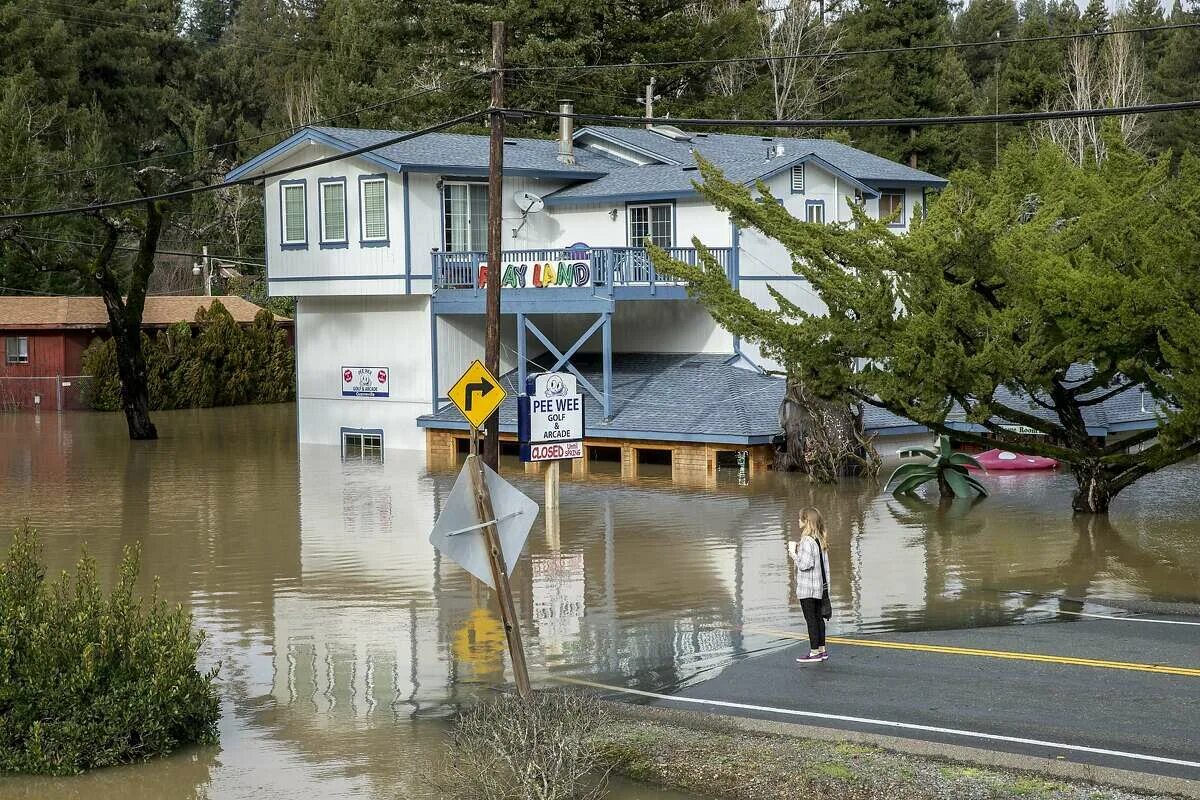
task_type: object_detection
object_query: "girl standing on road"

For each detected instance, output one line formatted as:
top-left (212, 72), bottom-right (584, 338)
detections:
top-left (789, 506), bottom-right (831, 664)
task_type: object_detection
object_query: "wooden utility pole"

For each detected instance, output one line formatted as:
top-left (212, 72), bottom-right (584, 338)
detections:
top-left (467, 453), bottom-right (532, 698)
top-left (483, 20), bottom-right (505, 471)
top-left (642, 76), bottom-right (657, 128)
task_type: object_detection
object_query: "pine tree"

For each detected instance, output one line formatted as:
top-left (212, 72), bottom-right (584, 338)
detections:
top-left (1081, 0), bottom-right (1110, 31)
top-left (832, 0), bottom-right (966, 172)
top-left (1149, 0), bottom-right (1200, 158)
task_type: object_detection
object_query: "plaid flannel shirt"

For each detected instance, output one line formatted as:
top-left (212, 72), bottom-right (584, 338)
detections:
top-left (790, 536), bottom-right (830, 600)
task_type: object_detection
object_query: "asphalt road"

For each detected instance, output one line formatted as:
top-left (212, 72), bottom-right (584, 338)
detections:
top-left (655, 615), bottom-right (1200, 780)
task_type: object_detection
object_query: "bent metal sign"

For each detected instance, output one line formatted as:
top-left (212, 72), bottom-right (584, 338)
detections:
top-left (478, 257), bottom-right (592, 289)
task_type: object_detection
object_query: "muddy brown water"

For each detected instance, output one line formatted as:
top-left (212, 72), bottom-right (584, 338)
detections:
top-left (1, 405), bottom-right (1198, 799)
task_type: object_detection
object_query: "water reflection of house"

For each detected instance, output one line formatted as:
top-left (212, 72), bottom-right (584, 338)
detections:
top-left (272, 448), bottom-right (454, 717)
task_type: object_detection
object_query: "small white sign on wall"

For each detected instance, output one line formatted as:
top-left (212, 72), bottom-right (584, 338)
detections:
top-left (342, 366), bottom-right (389, 398)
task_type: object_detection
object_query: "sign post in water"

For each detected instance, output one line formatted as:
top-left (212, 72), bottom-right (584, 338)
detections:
top-left (519, 372), bottom-right (584, 530)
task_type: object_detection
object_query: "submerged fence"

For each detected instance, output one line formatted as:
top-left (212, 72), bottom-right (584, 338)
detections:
top-left (0, 376), bottom-right (94, 412)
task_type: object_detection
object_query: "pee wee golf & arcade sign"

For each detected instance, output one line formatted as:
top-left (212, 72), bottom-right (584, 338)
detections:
top-left (342, 366), bottom-right (389, 397)
top-left (518, 372), bottom-right (585, 462)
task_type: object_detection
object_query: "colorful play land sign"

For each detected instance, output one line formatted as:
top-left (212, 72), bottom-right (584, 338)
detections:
top-left (448, 359), bottom-right (507, 429)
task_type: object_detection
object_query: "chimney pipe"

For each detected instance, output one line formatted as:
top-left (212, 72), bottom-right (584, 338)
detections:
top-left (557, 100), bottom-right (575, 165)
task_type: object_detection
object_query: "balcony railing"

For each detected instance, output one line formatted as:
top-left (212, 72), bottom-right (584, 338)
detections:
top-left (431, 246), bottom-right (733, 294)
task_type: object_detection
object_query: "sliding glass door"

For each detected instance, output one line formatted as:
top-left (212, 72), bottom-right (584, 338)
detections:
top-left (443, 182), bottom-right (488, 252)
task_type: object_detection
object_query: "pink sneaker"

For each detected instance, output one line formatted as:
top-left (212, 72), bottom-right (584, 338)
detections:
top-left (796, 652), bottom-right (823, 664)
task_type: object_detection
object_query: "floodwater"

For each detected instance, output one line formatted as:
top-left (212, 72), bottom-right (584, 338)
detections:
top-left (1, 405), bottom-right (1198, 799)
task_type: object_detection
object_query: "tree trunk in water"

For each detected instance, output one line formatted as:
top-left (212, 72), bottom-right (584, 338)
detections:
top-left (936, 470), bottom-right (954, 498)
top-left (1071, 460), bottom-right (1112, 514)
top-left (113, 325), bottom-right (157, 440)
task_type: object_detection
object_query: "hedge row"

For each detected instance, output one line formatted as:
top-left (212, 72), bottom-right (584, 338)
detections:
top-left (81, 299), bottom-right (294, 411)
top-left (0, 525), bottom-right (220, 774)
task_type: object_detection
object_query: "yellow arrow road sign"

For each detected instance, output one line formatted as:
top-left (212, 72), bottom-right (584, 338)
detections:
top-left (448, 359), bottom-right (507, 429)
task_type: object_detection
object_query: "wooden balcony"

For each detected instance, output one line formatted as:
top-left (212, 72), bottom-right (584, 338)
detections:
top-left (430, 246), bottom-right (734, 314)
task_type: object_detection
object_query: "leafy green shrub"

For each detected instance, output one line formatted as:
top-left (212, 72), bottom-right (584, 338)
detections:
top-left (79, 336), bottom-right (122, 411)
top-left (79, 299), bottom-right (294, 411)
top-left (0, 524), bottom-right (220, 775)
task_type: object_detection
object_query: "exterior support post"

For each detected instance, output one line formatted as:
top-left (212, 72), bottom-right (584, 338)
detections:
top-left (430, 310), bottom-right (440, 413)
top-left (602, 311), bottom-right (613, 420)
top-left (517, 312), bottom-right (527, 392)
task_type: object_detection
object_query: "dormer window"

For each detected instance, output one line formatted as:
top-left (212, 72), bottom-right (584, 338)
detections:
top-left (791, 164), bottom-right (805, 194)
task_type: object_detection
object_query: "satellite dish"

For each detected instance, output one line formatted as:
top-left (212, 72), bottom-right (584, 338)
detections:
top-left (514, 190), bottom-right (544, 214)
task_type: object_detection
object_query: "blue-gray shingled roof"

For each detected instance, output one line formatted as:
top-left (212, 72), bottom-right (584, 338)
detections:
top-left (540, 125), bottom-right (946, 204)
top-left (417, 352), bottom-right (787, 444)
top-left (226, 123), bottom-right (946, 195)
top-left (862, 380), bottom-right (1160, 438)
top-left (308, 126), bottom-right (615, 176)
top-left (417, 352), bottom-right (1159, 445)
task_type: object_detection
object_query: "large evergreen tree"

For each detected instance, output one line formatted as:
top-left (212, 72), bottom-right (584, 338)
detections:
top-left (654, 137), bottom-right (1200, 513)
top-left (831, 0), bottom-right (969, 174)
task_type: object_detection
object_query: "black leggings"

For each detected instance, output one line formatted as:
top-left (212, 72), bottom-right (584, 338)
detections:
top-left (800, 598), bottom-right (826, 648)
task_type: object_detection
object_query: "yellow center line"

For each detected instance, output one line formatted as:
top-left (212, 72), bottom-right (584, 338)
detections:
top-left (746, 627), bottom-right (1200, 678)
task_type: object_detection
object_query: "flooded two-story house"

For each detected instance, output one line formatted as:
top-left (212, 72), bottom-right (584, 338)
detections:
top-left (226, 119), bottom-right (947, 479)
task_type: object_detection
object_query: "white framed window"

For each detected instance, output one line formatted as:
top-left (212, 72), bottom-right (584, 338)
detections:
top-left (879, 189), bottom-right (906, 227)
top-left (319, 178), bottom-right (348, 244)
top-left (791, 164), bottom-right (805, 194)
top-left (627, 203), bottom-right (673, 248)
top-left (342, 428), bottom-right (384, 463)
top-left (805, 200), bottom-right (825, 224)
top-left (280, 181), bottom-right (307, 246)
top-left (359, 176), bottom-right (388, 243)
top-left (6, 336), bottom-right (29, 364)
top-left (443, 181), bottom-right (488, 251)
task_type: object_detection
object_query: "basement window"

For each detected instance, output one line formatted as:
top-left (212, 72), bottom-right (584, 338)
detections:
top-left (587, 445), bottom-right (621, 463)
top-left (342, 429), bottom-right (383, 463)
top-left (636, 448), bottom-right (672, 467)
top-left (715, 450), bottom-right (747, 470)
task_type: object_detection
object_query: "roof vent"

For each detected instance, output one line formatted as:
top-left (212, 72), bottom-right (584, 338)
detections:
top-left (681, 165), bottom-right (699, 171)
top-left (649, 124), bottom-right (693, 142)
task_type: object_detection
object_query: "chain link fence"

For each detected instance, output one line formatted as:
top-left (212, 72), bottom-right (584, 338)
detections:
top-left (0, 376), bottom-right (95, 412)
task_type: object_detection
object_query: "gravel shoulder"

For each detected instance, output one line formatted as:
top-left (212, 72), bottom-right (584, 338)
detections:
top-left (594, 703), bottom-right (1200, 800)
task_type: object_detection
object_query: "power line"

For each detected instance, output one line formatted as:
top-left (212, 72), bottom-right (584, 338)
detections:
top-left (506, 22), bottom-right (1200, 73)
top-left (0, 74), bottom-right (485, 186)
top-left (505, 100), bottom-right (1200, 129)
top-left (0, 109), bottom-right (486, 221)
top-left (14, 235), bottom-right (265, 268)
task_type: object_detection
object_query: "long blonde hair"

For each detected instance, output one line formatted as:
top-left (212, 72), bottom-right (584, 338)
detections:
top-left (799, 507), bottom-right (828, 550)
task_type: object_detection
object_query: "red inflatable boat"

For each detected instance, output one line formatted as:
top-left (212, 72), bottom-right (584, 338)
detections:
top-left (971, 449), bottom-right (1059, 471)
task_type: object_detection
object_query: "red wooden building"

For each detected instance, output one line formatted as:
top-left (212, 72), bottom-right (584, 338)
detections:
top-left (0, 296), bottom-right (291, 411)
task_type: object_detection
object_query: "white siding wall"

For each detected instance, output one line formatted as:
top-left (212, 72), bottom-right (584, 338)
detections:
top-left (541, 301), bottom-right (731, 355)
top-left (296, 295), bottom-right (432, 450)
top-left (265, 145), bottom-right (408, 297)
top-left (406, 173), bottom-right (574, 272)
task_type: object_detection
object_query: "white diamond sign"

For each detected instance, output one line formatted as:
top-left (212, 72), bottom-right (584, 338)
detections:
top-left (429, 459), bottom-right (539, 589)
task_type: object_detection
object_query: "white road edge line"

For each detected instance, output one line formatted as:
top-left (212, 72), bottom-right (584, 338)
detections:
top-left (1055, 609), bottom-right (1200, 626)
top-left (554, 677), bottom-right (1200, 771)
